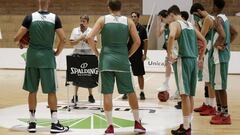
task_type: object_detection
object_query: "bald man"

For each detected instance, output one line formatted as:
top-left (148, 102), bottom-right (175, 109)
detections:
top-left (14, 0), bottom-right (69, 133)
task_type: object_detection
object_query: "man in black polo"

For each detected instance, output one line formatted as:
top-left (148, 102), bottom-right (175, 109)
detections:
top-left (122, 11), bottom-right (148, 100)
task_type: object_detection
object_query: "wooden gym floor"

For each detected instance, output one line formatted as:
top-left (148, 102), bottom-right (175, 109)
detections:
top-left (0, 69), bottom-right (239, 135)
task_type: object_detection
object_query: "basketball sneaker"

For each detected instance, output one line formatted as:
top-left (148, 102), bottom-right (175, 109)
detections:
top-left (88, 95), bottom-right (95, 103)
top-left (104, 125), bottom-right (114, 135)
top-left (211, 113), bottom-right (222, 120)
top-left (134, 121), bottom-right (146, 134)
top-left (50, 121), bottom-right (69, 133)
top-left (194, 103), bottom-right (208, 112)
top-left (71, 95), bottom-right (78, 103)
top-left (140, 92), bottom-right (146, 100)
top-left (122, 94), bottom-right (128, 100)
top-left (28, 122), bottom-right (36, 133)
top-left (210, 115), bottom-right (231, 125)
top-left (174, 101), bottom-right (182, 109)
top-left (171, 124), bottom-right (191, 135)
top-left (200, 106), bottom-right (216, 116)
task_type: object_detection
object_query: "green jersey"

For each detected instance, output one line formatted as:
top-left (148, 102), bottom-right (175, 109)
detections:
top-left (22, 11), bottom-right (62, 68)
top-left (163, 24), bottom-right (170, 50)
top-left (176, 20), bottom-right (198, 58)
top-left (100, 15), bottom-right (130, 72)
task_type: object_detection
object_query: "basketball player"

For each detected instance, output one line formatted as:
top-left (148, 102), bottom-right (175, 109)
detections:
top-left (190, 3), bottom-right (217, 116)
top-left (167, 5), bottom-right (206, 135)
top-left (157, 10), bottom-right (173, 93)
top-left (209, 0), bottom-right (238, 125)
top-left (14, 0), bottom-right (69, 133)
top-left (122, 11), bottom-right (148, 100)
top-left (86, 0), bottom-right (146, 134)
top-left (174, 11), bottom-right (190, 110)
top-left (70, 15), bottom-right (97, 104)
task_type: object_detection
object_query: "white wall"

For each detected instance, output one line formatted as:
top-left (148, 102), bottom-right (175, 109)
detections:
top-left (0, 48), bottom-right (239, 74)
top-left (143, 0), bottom-right (193, 15)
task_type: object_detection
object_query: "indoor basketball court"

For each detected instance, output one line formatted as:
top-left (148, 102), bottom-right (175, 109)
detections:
top-left (0, 0), bottom-right (239, 135)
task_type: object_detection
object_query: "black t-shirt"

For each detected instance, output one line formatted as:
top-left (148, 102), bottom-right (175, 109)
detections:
top-left (22, 11), bottom-right (62, 30)
top-left (128, 23), bottom-right (148, 55)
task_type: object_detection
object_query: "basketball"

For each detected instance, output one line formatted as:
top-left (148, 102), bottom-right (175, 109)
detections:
top-left (19, 32), bottom-right (29, 49)
top-left (158, 91), bottom-right (169, 102)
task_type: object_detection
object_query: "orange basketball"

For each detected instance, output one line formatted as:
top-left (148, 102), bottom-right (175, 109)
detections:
top-left (158, 91), bottom-right (169, 102)
top-left (19, 32), bottom-right (29, 49)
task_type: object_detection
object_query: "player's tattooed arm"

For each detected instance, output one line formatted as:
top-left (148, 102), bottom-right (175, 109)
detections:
top-left (55, 28), bottom-right (66, 56)
top-left (86, 16), bottom-right (104, 57)
top-left (201, 16), bottom-right (213, 37)
top-left (167, 22), bottom-right (178, 64)
top-left (213, 17), bottom-right (226, 51)
top-left (229, 23), bottom-right (238, 43)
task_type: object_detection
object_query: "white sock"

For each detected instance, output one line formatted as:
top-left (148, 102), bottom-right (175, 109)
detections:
top-left (164, 77), bottom-right (170, 86)
top-left (105, 111), bottom-right (113, 125)
top-left (189, 113), bottom-right (193, 123)
top-left (132, 109), bottom-right (140, 122)
top-left (183, 116), bottom-right (190, 129)
top-left (209, 98), bottom-right (215, 107)
top-left (29, 111), bottom-right (36, 122)
top-left (140, 89), bottom-right (144, 92)
top-left (205, 98), bottom-right (209, 105)
top-left (51, 111), bottom-right (58, 124)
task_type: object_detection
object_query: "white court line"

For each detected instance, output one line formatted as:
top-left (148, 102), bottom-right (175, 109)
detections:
top-left (69, 118), bottom-right (88, 128)
top-left (94, 114), bottom-right (121, 128)
top-left (112, 74), bottom-right (154, 101)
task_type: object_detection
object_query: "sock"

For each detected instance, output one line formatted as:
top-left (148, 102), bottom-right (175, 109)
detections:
top-left (29, 110), bottom-right (36, 122)
top-left (205, 98), bottom-right (210, 105)
top-left (221, 106), bottom-right (229, 116)
top-left (208, 98), bottom-right (215, 107)
top-left (51, 110), bottom-right (58, 124)
top-left (105, 111), bottom-right (113, 125)
top-left (132, 109), bottom-right (140, 122)
top-left (140, 89), bottom-right (144, 92)
top-left (183, 116), bottom-right (190, 129)
top-left (217, 104), bottom-right (221, 113)
top-left (189, 113), bottom-right (193, 123)
top-left (164, 77), bottom-right (170, 86)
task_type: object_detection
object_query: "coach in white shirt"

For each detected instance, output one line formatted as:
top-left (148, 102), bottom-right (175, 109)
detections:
top-left (69, 15), bottom-right (97, 104)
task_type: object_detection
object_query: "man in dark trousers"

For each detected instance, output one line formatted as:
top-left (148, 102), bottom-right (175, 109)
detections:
top-left (122, 11), bottom-right (148, 100)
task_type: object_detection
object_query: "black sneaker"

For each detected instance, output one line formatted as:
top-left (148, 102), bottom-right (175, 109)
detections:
top-left (71, 95), bottom-right (78, 103)
top-left (122, 94), bottom-right (128, 100)
top-left (28, 122), bottom-right (36, 133)
top-left (174, 101), bottom-right (182, 109)
top-left (50, 121), bottom-right (69, 134)
top-left (140, 92), bottom-right (146, 100)
top-left (88, 95), bottom-right (95, 103)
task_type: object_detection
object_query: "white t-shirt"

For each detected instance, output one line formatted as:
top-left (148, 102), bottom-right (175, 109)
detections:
top-left (70, 27), bottom-right (97, 55)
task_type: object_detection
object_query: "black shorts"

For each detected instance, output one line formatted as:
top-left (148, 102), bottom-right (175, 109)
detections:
top-left (129, 51), bottom-right (145, 76)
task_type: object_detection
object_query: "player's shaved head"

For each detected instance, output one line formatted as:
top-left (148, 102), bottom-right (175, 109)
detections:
top-left (38, 0), bottom-right (50, 10)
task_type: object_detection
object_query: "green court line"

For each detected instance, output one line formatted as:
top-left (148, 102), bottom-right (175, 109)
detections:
top-left (18, 113), bottom-right (135, 129)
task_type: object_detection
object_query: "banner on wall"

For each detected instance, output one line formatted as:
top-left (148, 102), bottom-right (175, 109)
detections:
top-left (142, 0), bottom-right (193, 15)
top-left (0, 48), bottom-right (239, 74)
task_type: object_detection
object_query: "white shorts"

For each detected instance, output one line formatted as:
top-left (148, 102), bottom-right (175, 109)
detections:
top-left (202, 53), bottom-right (210, 82)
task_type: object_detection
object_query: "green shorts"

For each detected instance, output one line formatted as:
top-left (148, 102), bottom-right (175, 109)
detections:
top-left (211, 62), bottom-right (228, 90)
top-left (23, 67), bottom-right (58, 93)
top-left (172, 58), bottom-right (198, 96)
top-left (100, 71), bottom-right (135, 94)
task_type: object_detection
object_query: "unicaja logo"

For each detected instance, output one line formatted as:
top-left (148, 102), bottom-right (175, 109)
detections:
top-left (80, 63), bottom-right (88, 68)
